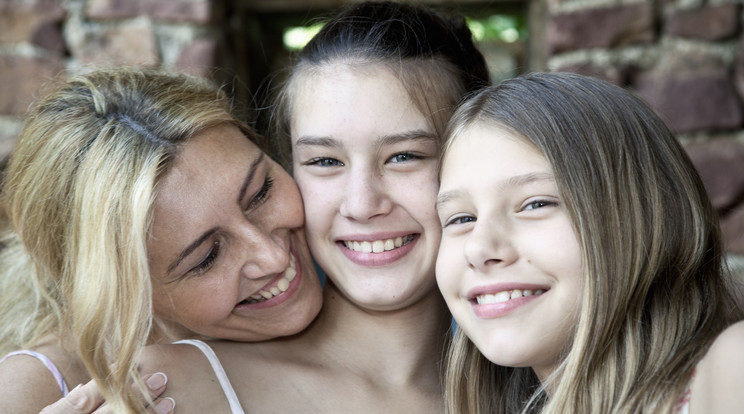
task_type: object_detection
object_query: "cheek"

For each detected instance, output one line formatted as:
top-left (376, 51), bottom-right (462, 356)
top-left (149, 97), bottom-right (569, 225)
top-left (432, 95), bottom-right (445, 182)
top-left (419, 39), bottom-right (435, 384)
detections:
top-left (435, 238), bottom-right (462, 293)
top-left (274, 174), bottom-right (306, 226)
top-left (294, 175), bottom-right (334, 226)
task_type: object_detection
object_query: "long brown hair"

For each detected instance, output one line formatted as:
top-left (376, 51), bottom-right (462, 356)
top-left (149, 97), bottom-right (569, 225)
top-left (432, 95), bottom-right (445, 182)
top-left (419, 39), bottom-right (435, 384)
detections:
top-left (441, 72), bottom-right (743, 413)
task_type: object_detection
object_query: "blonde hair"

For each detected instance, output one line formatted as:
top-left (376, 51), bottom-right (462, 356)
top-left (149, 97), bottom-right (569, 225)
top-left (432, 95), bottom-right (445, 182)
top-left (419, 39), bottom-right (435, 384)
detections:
top-left (0, 67), bottom-right (257, 412)
top-left (441, 72), bottom-right (744, 414)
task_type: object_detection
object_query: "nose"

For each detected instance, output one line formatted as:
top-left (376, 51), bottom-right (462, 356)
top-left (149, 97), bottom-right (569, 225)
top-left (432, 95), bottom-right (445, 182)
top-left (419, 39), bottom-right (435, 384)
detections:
top-left (238, 224), bottom-right (291, 279)
top-left (463, 219), bottom-right (517, 272)
top-left (338, 164), bottom-right (392, 222)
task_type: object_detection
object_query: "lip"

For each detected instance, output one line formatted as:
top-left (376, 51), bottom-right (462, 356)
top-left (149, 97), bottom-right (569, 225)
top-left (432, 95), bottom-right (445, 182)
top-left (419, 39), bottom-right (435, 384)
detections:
top-left (233, 246), bottom-right (304, 311)
top-left (336, 232), bottom-right (419, 267)
top-left (466, 283), bottom-right (548, 319)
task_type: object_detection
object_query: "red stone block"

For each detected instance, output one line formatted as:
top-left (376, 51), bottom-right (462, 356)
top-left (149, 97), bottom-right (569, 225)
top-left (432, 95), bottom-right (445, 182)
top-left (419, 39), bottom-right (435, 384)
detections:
top-left (635, 71), bottom-right (743, 133)
top-left (547, 3), bottom-right (655, 54)
top-left (86, 0), bottom-right (214, 24)
top-left (686, 140), bottom-right (744, 211)
top-left (176, 38), bottom-right (220, 78)
top-left (0, 55), bottom-right (64, 116)
top-left (666, 4), bottom-right (741, 41)
top-left (0, 0), bottom-right (65, 54)
top-left (68, 22), bottom-right (160, 67)
top-left (721, 206), bottom-right (744, 255)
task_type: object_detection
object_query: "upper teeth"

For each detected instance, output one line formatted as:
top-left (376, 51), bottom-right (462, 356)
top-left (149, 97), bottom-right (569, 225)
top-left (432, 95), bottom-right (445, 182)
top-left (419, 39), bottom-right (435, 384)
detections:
top-left (244, 254), bottom-right (297, 304)
top-left (343, 235), bottom-right (413, 253)
top-left (476, 289), bottom-right (545, 304)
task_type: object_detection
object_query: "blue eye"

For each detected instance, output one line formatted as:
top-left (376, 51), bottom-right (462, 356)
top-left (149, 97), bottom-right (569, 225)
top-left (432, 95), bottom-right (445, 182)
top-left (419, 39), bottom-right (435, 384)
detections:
top-left (306, 158), bottom-right (343, 167)
top-left (444, 215), bottom-right (476, 227)
top-left (523, 200), bottom-right (557, 211)
top-left (388, 153), bottom-right (419, 163)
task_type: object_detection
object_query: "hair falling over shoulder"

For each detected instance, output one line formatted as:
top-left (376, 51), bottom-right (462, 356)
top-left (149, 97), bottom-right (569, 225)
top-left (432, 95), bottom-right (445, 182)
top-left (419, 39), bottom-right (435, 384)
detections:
top-left (0, 67), bottom-right (247, 413)
top-left (441, 72), bottom-right (744, 414)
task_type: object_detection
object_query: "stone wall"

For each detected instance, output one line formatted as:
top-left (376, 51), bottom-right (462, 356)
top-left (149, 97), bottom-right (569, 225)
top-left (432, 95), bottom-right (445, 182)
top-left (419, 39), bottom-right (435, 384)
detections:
top-left (542, 0), bottom-right (744, 270)
top-left (0, 0), bottom-right (230, 166)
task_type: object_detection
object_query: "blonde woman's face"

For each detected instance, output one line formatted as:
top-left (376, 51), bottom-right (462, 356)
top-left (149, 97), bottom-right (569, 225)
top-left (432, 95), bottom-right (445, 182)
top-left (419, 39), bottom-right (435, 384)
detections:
top-left (289, 64), bottom-right (443, 311)
top-left (148, 124), bottom-right (322, 342)
top-left (436, 122), bottom-right (583, 382)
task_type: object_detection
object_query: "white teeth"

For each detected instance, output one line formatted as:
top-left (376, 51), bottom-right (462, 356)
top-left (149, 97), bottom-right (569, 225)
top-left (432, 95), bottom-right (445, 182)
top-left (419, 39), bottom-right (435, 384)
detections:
top-left (476, 289), bottom-right (545, 305)
top-left (243, 254), bottom-right (299, 304)
top-left (285, 267), bottom-right (296, 282)
top-left (361, 241), bottom-right (372, 253)
top-left (372, 240), bottom-right (385, 253)
top-left (277, 278), bottom-right (289, 292)
top-left (344, 235), bottom-right (413, 253)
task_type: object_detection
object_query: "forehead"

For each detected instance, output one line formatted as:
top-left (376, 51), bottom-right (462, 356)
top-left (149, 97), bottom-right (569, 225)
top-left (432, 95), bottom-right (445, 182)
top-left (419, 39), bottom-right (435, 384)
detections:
top-left (152, 124), bottom-right (260, 228)
top-left (442, 122), bottom-right (546, 178)
top-left (289, 63), bottom-right (431, 140)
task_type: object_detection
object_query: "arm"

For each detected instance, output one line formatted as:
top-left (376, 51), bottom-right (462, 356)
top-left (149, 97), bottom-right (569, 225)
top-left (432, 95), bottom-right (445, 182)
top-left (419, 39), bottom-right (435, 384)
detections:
top-left (0, 353), bottom-right (69, 414)
top-left (689, 320), bottom-right (744, 413)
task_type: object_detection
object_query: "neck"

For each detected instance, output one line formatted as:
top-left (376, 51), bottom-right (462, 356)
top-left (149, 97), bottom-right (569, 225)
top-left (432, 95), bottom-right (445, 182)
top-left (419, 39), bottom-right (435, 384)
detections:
top-left (298, 279), bottom-right (451, 385)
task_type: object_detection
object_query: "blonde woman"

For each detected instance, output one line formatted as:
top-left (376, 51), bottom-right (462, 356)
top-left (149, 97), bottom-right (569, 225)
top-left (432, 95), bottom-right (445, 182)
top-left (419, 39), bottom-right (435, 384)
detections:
top-left (0, 67), bottom-right (322, 413)
top-left (43, 3), bottom-right (491, 413)
top-left (436, 72), bottom-right (744, 413)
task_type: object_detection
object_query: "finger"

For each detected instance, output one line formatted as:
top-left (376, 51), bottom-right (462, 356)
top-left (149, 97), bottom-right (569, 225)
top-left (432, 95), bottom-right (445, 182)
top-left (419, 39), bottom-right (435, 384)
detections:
top-left (151, 397), bottom-right (175, 414)
top-left (140, 373), bottom-right (174, 414)
top-left (39, 380), bottom-right (105, 414)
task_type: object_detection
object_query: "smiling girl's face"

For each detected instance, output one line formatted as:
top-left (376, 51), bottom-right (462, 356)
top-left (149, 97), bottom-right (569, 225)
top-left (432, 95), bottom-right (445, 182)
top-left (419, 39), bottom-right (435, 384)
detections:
top-left (436, 121), bottom-right (583, 381)
top-left (147, 123), bottom-right (322, 342)
top-left (289, 63), bottom-right (443, 311)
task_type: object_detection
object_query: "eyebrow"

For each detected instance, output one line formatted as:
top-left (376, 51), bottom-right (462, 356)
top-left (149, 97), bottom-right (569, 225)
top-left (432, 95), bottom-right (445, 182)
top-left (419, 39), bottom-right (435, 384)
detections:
top-left (436, 172), bottom-right (555, 210)
top-left (294, 129), bottom-right (439, 150)
top-left (166, 152), bottom-right (265, 275)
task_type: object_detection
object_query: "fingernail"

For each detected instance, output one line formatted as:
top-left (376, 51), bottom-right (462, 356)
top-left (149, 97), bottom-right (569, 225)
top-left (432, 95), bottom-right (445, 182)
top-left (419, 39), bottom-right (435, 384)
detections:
top-left (155, 397), bottom-right (175, 414)
top-left (146, 372), bottom-right (168, 390)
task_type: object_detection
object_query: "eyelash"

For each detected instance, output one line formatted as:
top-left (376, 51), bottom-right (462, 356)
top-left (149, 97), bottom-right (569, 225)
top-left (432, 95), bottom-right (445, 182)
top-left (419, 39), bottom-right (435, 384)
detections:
top-left (248, 176), bottom-right (274, 210)
top-left (190, 240), bottom-right (220, 275)
top-left (444, 215), bottom-right (476, 227)
top-left (305, 158), bottom-right (343, 167)
top-left (523, 199), bottom-right (557, 211)
top-left (388, 152), bottom-right (420, 163)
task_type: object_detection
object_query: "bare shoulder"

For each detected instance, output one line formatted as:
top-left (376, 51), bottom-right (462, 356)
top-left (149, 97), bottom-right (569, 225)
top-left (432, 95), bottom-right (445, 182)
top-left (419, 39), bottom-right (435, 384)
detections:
top-left (0, 352), bottom-right (66, 414)
top-left (137, 341), bottom-right (235, 414)
top-left (689, 320), bottom-right (744, 413)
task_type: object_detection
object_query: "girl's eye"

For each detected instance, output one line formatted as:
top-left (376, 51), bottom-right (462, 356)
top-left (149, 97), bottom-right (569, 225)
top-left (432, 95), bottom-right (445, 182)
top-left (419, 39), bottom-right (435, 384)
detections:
top-left (522, 199), bottom-right (557, 211)
top-left (247, 176), bottom-right (274, 210)
top-left (189, 240), bottom-right (220, 276)
top-left (444, 215), bottom-right (476, 227)
top-left (388, 152), bottom-right (419, 163)
top-left (305, 158), bottom-right (343, 167)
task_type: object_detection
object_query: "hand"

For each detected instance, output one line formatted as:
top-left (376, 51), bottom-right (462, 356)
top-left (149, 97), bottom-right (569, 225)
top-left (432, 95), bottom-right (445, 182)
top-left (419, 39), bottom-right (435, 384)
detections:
top-left (39, 373), bottom-right (174, 414)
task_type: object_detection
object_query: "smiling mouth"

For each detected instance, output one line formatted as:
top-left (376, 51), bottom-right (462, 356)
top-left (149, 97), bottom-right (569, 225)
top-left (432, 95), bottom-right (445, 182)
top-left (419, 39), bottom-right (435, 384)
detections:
top-left (342, 234), bottom-right (415, 253)
top-left (239, 254), bottom-right (298, 305)
top-left (475, 289), bottom-right (546, 305)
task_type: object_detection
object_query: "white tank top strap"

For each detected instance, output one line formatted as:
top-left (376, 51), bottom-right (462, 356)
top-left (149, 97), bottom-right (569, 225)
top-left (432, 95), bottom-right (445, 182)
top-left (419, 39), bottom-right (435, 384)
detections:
top-left (1, 350), bottom-right (69, 396)
top-left (173, 339), bottom-right (245, 414)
